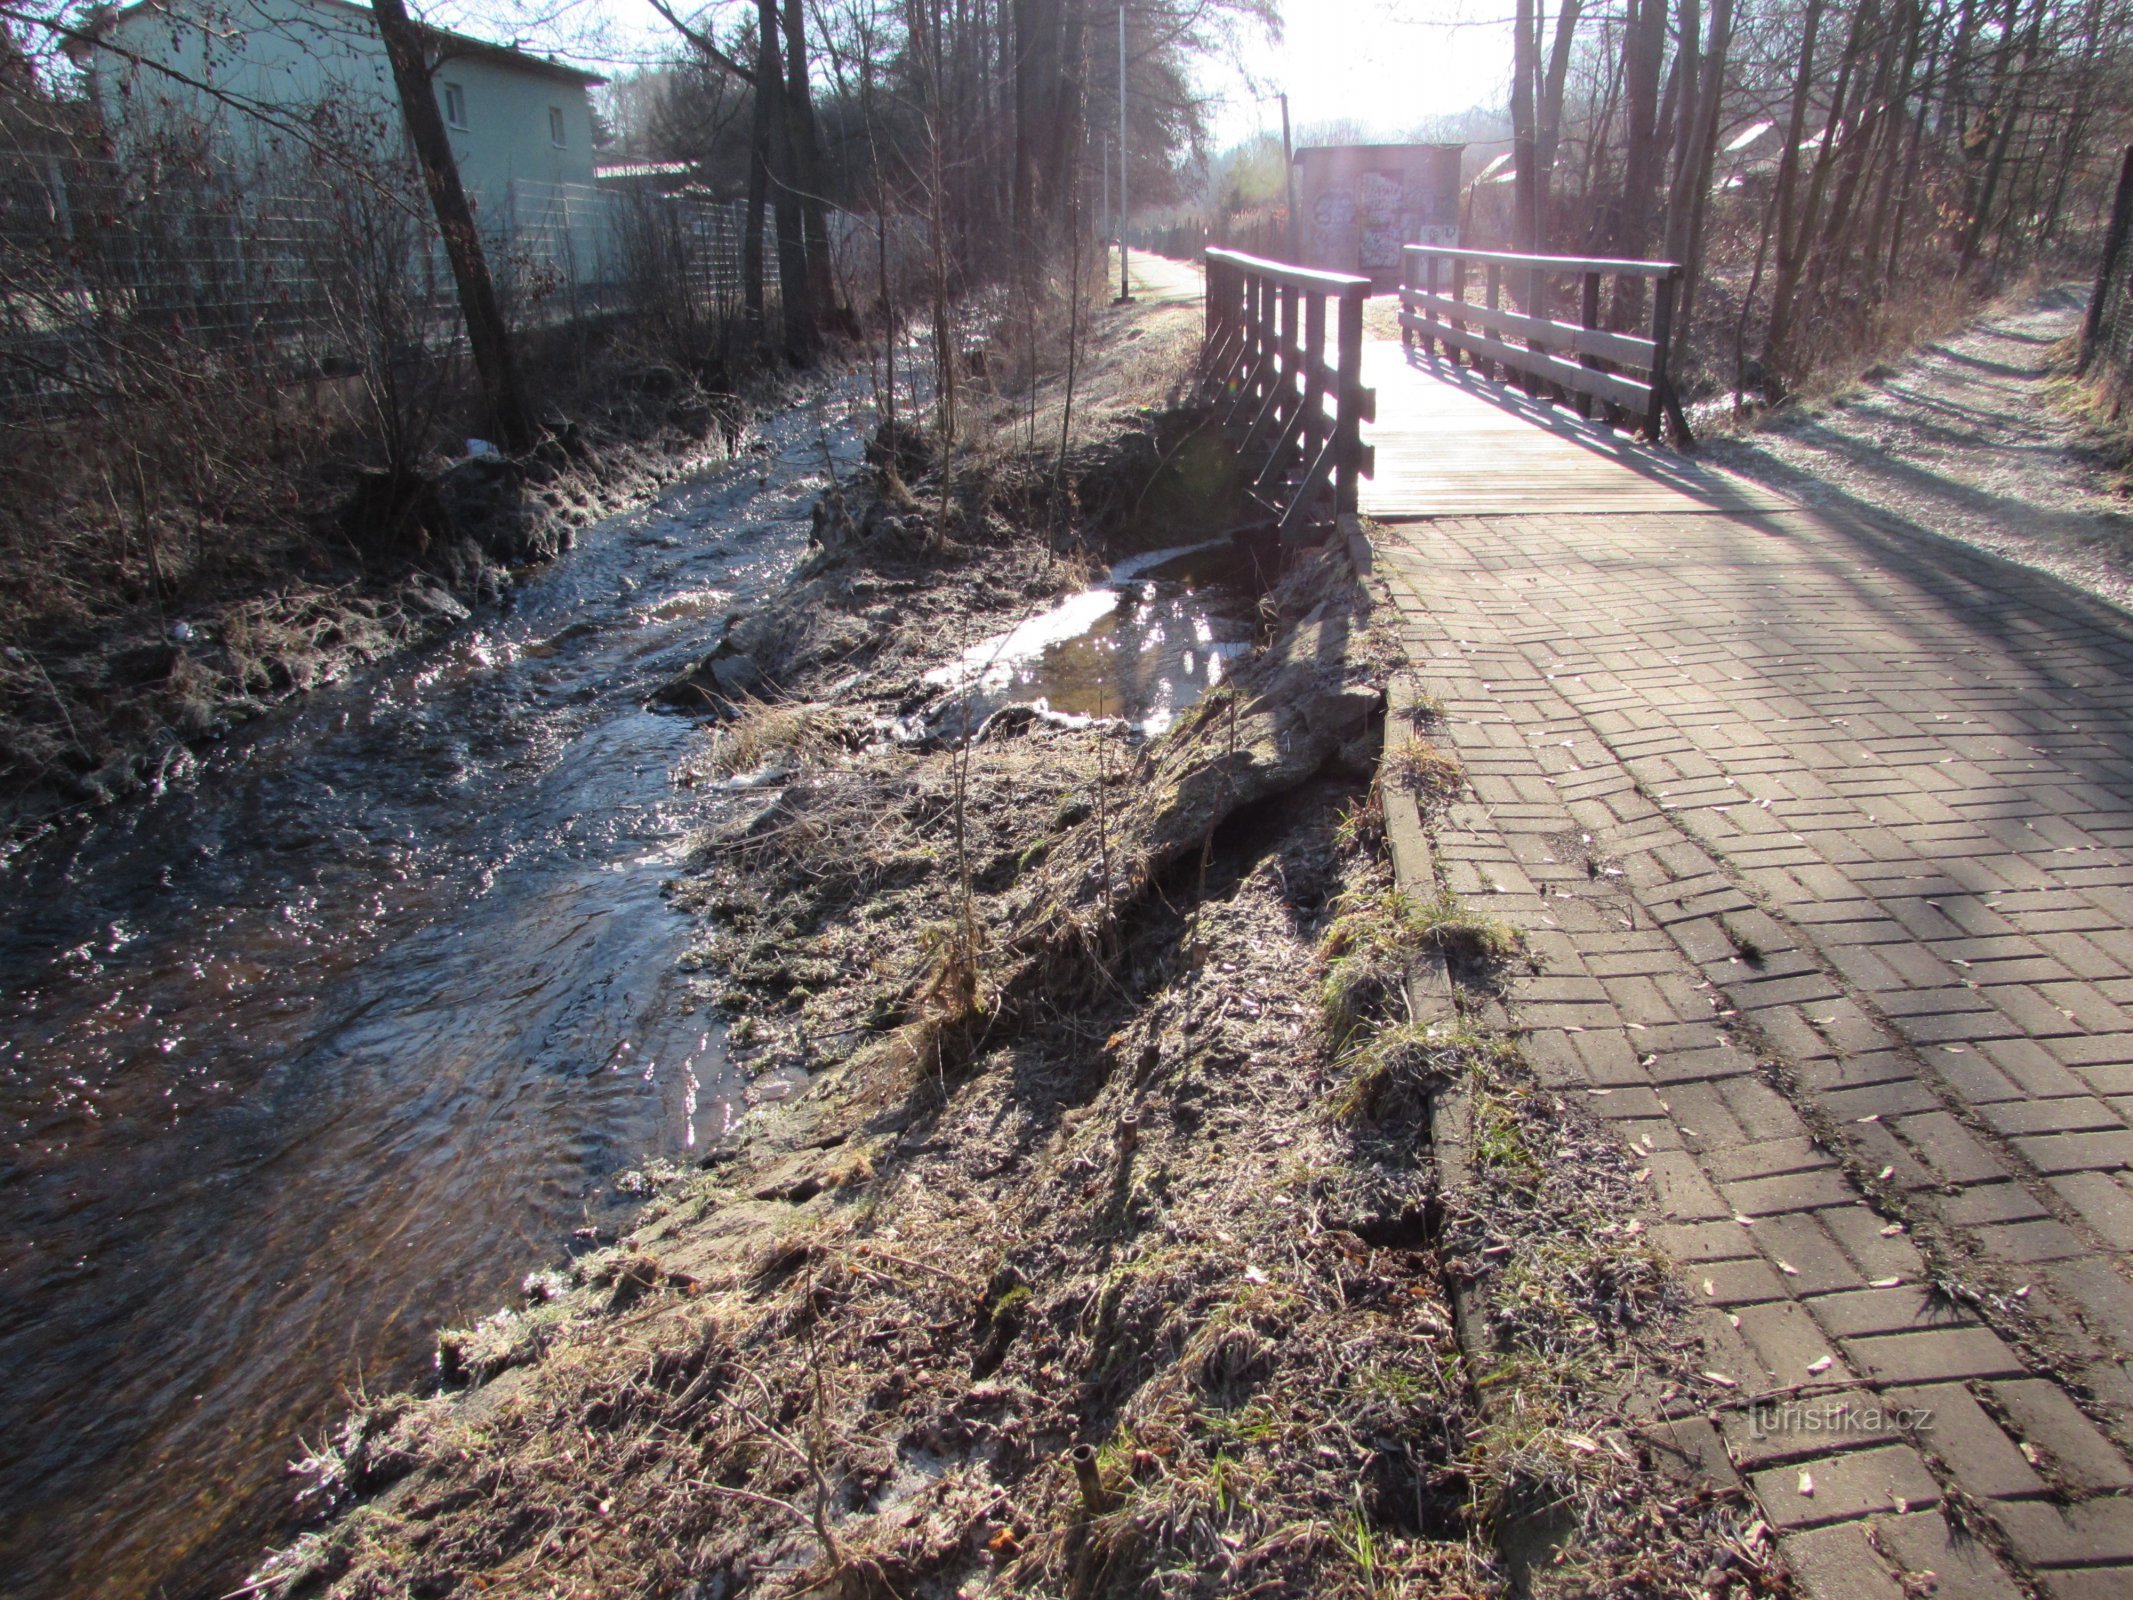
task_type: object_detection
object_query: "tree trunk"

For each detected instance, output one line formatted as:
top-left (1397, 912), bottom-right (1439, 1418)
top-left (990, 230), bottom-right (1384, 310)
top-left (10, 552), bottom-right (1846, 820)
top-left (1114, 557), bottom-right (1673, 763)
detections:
top-left (1611, 0), bottom-right (1667, 325)
top-left (1536, 0), bottom-right (1584, 189)
top-left (1512, 0), bottom-right (1540, 260)
top-left (1666, 0), bottom-right (1731, 348)
top-left (368, 0), bottom-right (534, 451)
top-left (744, 14), bottom-right (774, 329)
top-left (782, 0), bottom-right (840, 335)
top-left (1758, 0), bottom-right (1827, 391)
top-left (758, 0), bottom-right (815, 361)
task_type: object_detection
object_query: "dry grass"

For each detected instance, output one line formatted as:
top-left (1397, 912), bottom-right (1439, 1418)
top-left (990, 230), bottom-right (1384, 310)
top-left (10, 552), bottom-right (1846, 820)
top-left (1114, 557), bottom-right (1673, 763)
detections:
top-left (1381, 737), bottom-right (1464, 808)
top-left (680, 700), bottom-right (858, 781)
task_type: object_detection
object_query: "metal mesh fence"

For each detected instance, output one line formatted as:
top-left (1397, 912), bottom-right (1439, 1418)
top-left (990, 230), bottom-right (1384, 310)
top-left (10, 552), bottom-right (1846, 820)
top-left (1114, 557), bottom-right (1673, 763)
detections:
top-left (0, 148), bottom-right (844, 420)
top-left (2081, 147), bottom-right (2133, 404)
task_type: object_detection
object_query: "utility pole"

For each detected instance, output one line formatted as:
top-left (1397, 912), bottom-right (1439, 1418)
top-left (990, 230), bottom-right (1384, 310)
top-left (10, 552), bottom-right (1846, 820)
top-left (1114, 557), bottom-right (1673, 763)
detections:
top-left (1280, 91), bottom-right (1297, 259)
top-left (1102, 133), bottom-right (1110, 249)
top-left (1116, 3), bottom-right (1132, 303)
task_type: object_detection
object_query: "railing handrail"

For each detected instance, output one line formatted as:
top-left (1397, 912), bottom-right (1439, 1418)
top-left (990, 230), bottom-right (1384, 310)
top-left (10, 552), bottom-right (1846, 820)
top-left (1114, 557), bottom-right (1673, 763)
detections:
top-left (1402, 242), bottom-right (1681, 280)
top-left (1207, 247), bottom-right (1373, 298)
top-left (1201, 248), bottom-right (1376, 539)
top-left (1397, 238), bottom-right (1690, 443)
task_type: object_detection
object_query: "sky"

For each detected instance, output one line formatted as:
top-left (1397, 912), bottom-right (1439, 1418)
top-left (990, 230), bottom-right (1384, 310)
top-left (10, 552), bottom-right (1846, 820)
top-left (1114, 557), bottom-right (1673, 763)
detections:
top-left (429, 0), bottom-right (1515, 152)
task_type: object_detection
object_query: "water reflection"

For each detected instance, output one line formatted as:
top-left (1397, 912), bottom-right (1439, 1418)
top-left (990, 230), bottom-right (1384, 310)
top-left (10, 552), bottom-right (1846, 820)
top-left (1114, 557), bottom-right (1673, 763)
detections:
top-left (925, 542), bottom-right (1255, 735)
top-left (0, 384), bottom-right (876, 1600)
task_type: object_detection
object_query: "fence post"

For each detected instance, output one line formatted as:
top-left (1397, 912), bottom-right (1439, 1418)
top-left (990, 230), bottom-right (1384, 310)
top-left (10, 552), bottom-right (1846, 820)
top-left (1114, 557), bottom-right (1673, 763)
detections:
top-left (2082, 145), bottom-right (2133, 375)
top-left (1303, 288), bottom-right (1328, 480)
top-left (1278, 281), bottom-right (1299, 444)
top-left (1335, 282), bottom-right (1365, 515)
top-left (1647, 269), bottom-right (1677, 442)
top-left (1483, 261), bottom-right (1501, 382)
top-left (1576, 269), bottom-right (1601, 420)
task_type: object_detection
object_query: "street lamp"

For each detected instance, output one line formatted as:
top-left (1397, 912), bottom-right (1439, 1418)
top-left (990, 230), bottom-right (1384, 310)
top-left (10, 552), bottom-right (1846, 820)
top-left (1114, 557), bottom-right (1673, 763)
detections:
top-left (1116, 4), bottom-right (1132, 303)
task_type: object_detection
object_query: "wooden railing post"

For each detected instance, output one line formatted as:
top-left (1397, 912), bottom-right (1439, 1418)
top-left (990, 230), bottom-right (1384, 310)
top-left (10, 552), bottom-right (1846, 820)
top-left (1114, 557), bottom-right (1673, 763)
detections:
top-left (1483, 262), bottom-right (1501, 382)
top-left (1399, 247), bottom-right (1414, 352)
top-left (1389, 243), bottom-right (1685, 444)
top-left (1577, 269), bottom-right (1601, 421)
top-left (1450, 253), bottom-right (1467, 357)
top-left (1335, 282), bottom-right (1365, 515)
top-left (1303, 289), bottom-right (1328, 481)
top-left (1647, 269), bottom-right (1677, 442)
top-left (1202, 247), bottom-right (1374, 542)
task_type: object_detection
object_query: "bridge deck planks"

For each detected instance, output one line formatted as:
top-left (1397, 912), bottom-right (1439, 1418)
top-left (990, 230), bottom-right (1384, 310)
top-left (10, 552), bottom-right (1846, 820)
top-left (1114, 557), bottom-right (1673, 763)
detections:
top-left (1360, 341), bottom-right (1790, 519)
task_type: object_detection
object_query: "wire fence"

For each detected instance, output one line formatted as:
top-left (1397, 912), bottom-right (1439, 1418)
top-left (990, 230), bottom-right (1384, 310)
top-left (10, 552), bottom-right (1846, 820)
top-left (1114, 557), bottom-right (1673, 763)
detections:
top-left (2081, 145), bottom-right (2133, 406)
top-left (0, 149), bottom-right (923, 421)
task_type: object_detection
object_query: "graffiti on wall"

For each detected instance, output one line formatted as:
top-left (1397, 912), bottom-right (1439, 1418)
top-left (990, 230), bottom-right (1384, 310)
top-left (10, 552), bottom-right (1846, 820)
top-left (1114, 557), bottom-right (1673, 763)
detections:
top-left (1303, 153), bottom-right (1461, 275)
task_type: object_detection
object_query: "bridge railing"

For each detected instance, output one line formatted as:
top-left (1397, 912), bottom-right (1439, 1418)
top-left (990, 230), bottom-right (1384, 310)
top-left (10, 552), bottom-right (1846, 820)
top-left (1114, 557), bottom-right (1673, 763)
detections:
top-left (1397, 244), bottom-right (1691, 444)
top-left (1204, 247), bottom-right (1376, 541)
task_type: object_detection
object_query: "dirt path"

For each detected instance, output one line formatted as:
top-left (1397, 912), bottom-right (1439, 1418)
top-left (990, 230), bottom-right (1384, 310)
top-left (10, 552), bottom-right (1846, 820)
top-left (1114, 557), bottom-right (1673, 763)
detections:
top-left (1370, 292), bottom-right (2133, 1598)
top-left (1705, 282), bottom-right (2133, 611)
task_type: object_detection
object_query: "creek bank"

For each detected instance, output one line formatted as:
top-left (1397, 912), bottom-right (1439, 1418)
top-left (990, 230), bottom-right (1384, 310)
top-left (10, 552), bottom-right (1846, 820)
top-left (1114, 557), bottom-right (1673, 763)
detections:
top-left (247, 412), bottom-right (1785, 1597)
top-left (0, 354), bottom-right (786, 843)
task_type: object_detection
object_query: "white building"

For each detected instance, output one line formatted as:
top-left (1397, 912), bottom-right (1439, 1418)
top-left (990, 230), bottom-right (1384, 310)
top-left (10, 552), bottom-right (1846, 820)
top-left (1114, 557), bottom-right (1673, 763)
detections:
top-left (67, 0), bottom-right (605, 220)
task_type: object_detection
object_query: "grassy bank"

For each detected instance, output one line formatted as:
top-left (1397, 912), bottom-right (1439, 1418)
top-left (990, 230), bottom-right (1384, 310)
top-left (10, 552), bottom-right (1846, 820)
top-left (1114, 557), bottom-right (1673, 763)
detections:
top-left (238, 344), bottom-right (1786, 1593)
top-left (0, 319), bottom-right (777, 841)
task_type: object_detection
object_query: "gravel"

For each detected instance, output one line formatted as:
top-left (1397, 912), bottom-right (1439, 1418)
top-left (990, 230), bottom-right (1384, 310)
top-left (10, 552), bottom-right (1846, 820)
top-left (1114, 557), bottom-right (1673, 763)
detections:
top-left (1700, 282), bottom-right (2133, 613)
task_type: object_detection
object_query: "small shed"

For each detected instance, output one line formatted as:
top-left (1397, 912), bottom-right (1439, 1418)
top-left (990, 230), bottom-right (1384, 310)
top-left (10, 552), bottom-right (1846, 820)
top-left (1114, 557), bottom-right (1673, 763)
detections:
top-left (1294, 144), bottom-right (1463, 289)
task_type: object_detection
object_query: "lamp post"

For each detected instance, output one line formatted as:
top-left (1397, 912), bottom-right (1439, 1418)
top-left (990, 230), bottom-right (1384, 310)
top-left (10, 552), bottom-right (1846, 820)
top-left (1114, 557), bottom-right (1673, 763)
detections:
top-left (1279, 90), bottom-right (1296, 259)
top-left (1116, 3), bottom-right (1132, 303)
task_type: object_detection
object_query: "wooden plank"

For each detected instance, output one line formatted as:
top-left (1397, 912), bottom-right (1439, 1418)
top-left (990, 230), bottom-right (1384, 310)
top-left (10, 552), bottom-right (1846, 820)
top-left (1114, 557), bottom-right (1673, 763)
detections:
top-left (1355, 340), bottom-right (1790, 518)
top-left (1400, 286), bottom-right (1657, 368)
top-left (1402, 242), bottom-right (1681, 279)
top-left (1397, 309), bottom-right (1654, 414)
top-left (1206, 246), bottom-right (1372, 296)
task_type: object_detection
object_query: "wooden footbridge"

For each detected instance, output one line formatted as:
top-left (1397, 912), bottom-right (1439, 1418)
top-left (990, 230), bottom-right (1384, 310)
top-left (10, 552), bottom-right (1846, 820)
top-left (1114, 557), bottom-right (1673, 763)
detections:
top-left (1195, 243), bottom-right (1786, 535)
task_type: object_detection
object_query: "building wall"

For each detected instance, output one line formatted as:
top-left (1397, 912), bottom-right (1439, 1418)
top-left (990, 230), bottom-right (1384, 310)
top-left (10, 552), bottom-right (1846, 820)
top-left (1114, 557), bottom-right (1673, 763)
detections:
top-left (1294, 145), bottom-right (1463, 289)
top-left (85, 0), bottom-right (595, 215)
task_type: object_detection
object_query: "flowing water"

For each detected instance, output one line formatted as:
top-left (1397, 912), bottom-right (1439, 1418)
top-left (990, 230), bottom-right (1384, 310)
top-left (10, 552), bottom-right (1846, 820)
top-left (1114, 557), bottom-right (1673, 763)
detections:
top-left (0, 384), bottom-right (873, 1600)
top-left (0, 378), bottom-right (1257, 1600)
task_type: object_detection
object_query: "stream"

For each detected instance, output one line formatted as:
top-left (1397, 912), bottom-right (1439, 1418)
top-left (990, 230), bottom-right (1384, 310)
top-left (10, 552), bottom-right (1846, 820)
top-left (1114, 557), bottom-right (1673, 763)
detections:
top-left (0, 383), bottom-right (871, 1600)
top-left (0, 373), bottom-right (1260, 1600)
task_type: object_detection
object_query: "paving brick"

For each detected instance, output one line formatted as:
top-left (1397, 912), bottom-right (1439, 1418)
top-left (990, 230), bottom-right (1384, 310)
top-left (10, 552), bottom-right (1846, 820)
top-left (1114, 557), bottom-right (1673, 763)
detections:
top-left (1804, 1284), bottom-right (1960, 1340)
top-left (1818, 1207), bottom-right (1929, 1281)
top-left (1706, 1137), bottom-right (1831, 1185)
top-left (1646, 1149), bottom-right (1731, 1221)
top-left (1736, 1300), bottom-right (1857, 1384)
top-left (1777, 1521), bottom-right (1909, 1600)
top-left (1887, 1383), bottom-right (2046, 1499)
top-left (2046, 1169), bottom-right (2133, 1249)
top-left (1749, 1442), bottom-right (1942, 1528)
top-left (1721, 1388), bottom-right (1905, 1469)
top-left (1974, 1218), bottom-right (2088, 1265)
top-left (1725, 1167), bottom-right (1866, 1217)
top-left (1874, 1508), bottom-right (2026, 1600)
top-left (2041, 1568), bottom-right (2133, 1600)
top-left (1974, 1097), bottom-right (2123, 1137)
top-left (1653, 1219), bottom-right (1761, 1263)
top-left (1746, 1211), bottom-right (1871, 1294)
top-left (1994, 1496), bottom-right (2133, 1567)
top-left (1939, 1183), bottom-right (2052, 1226)
top-left (1893, 1112), bottom-right (2014, 1186)
top-left (1985, 1381), bottom-right (2133, 1493)
top-left (2012, 1129), bottom-right (2133, 1175)
top-left (1842, 1327), bottom-right (2028, 1384)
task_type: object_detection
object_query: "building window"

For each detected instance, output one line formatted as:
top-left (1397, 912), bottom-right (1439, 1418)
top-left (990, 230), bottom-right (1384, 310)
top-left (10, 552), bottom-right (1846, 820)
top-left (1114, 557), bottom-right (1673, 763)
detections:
top-left (443, 82), bottom-right (467, 129)
top-left (549, 106), bottom-right (566, 147)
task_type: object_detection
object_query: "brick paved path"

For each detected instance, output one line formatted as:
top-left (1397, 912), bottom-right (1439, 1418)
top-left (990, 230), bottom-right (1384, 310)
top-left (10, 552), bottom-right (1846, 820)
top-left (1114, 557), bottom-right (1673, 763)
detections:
top-left (1368, 352), bottom-right (2133, 1598)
